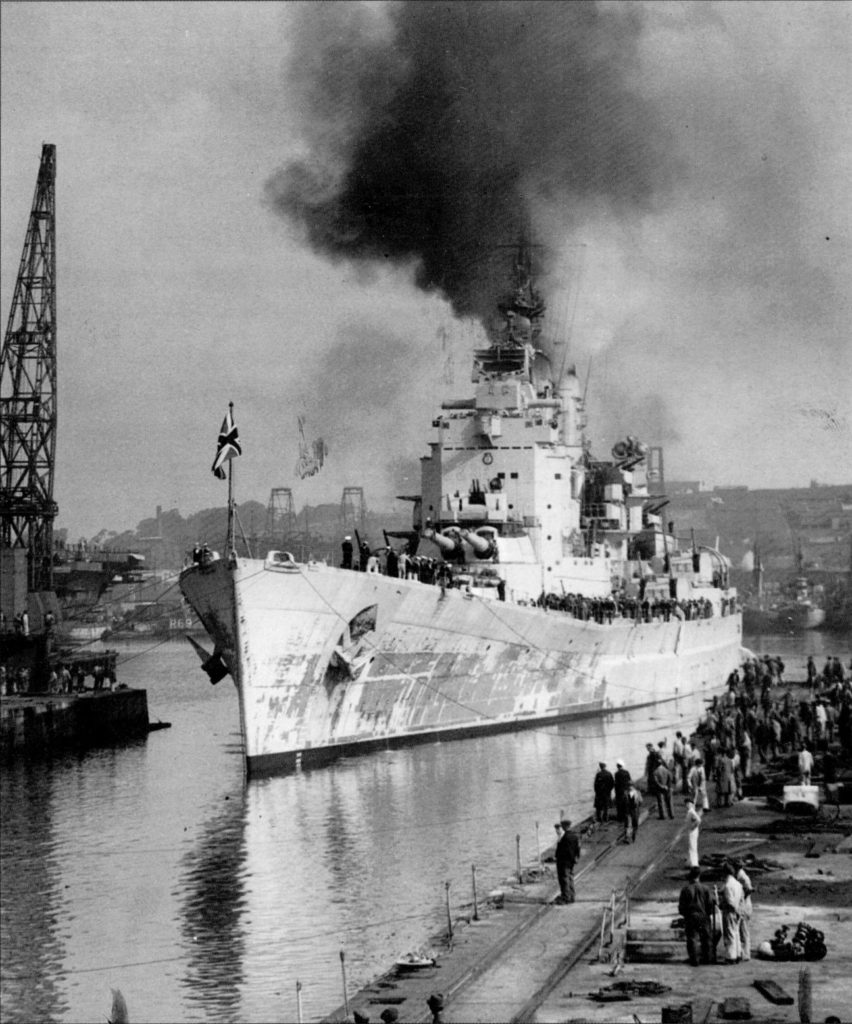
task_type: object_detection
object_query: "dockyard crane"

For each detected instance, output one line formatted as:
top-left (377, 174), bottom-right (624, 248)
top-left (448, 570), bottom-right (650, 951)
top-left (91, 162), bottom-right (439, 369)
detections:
top-left (0, 144), bottom-right (58, 594)
top-left (265, 487), bottom-right (295, 549)
top-left (341, 487), bottom-right (367, 539)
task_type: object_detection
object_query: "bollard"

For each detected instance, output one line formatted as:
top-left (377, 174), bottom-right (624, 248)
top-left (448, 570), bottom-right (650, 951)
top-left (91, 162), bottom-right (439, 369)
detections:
top-left (445, 881), bottom-right (453, 941)
top-left (516, 833), bottom-right (522, 883)
top-left (296, 980), bottom-right (303, 1024)
top-left (471, 864), bottom-right (479, 921)
top-left (339, 951), bottom-right (349, 1019)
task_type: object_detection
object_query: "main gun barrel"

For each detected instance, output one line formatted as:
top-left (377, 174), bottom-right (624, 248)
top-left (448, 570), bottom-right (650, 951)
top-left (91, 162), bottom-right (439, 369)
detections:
top-left (460, 529), bottom-right (495, 559)
top-left (422, 527), bottom-right (461, 555)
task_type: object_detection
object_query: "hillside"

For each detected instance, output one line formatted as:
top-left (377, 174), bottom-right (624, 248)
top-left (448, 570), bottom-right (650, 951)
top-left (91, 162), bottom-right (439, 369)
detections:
top-left (67, 483), bottom-right (852, 587)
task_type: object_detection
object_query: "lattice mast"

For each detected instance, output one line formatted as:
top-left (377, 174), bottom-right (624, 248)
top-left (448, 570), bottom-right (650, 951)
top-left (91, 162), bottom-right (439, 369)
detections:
top-left (0, 144), bottom-right (58, 592)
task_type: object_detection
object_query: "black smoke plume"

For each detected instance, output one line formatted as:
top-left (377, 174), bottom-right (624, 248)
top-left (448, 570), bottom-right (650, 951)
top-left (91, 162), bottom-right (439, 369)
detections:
top-left (265, 1), bottom-right (677, 323)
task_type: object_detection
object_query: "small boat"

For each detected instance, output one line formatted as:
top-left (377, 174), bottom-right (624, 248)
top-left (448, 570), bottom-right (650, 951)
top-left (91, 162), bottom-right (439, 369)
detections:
top-left (394, 950), bottom-right (437, 970)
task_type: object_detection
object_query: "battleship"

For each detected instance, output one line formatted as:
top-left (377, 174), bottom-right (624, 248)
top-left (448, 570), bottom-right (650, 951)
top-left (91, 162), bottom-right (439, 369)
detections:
top-left (180, 245), bottom-right (743, 776)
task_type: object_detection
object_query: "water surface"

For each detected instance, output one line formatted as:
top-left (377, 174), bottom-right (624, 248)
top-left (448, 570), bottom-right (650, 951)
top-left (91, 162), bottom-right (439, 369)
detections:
top-left (1, 632), bottom-right (848, 1022)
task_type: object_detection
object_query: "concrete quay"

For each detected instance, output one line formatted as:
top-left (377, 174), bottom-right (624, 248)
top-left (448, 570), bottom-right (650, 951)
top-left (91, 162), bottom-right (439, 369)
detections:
top-left (330, 780), bottom-right (852, 1023)
top-left (0, 687), bottom-right (161, 759)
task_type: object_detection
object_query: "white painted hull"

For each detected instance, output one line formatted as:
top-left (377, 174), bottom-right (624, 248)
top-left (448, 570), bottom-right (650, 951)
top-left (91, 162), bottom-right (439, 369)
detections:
top-left (180, 556), bottom-right (743, 775)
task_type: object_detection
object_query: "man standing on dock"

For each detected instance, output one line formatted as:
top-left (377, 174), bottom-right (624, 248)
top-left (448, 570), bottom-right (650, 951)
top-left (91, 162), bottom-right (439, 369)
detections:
top-left (685, 797), bottom-right (702, 868)
top-left (593, 761), bottom-right (614, 822)
top-left (688, 755), bottom-right (710, 812)
top-left (719, 861), bottom-right (744, 963)
top-left (798, 742), bottom-right (815, 785)
top-left (624, 784), bottom-right (642, 843)
top-left (733, 858), bottom-right (754, 962)
top-left (653, 758), bottom-right (674, 819)
top-left (614, 759), bottom-right (631, 823)
top-left (644, 742), bottom-right (660, 805)
top-left (673, 731), bottom-right (686, 790)
top-left (554, 818), bottom-right (581, 903)
top-left (678, 866), bottom-right (715, 966)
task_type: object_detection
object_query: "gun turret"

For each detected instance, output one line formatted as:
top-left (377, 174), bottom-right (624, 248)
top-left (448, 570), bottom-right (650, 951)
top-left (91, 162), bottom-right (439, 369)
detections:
top-left (423, 527), bottom-right (462, 557)
top-left (460, 529), bottom-right (496, 559)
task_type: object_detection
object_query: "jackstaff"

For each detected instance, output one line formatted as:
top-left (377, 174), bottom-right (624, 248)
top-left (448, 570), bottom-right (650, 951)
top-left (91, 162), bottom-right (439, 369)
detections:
top-left (211, 403), bottom-right (241, 479)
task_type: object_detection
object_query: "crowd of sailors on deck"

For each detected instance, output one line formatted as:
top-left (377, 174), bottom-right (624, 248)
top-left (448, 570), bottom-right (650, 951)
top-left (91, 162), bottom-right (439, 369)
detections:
top-left (338, 536), bottom-right (741, 620)
top-left (535, 591), bottom-right (738, 623)
top-left (341, 536), bottom-right (494, 588)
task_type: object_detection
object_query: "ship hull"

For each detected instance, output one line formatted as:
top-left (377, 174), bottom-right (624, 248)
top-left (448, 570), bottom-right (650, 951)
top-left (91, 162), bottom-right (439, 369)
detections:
top-left (181, 556), bottom-right (743, 776)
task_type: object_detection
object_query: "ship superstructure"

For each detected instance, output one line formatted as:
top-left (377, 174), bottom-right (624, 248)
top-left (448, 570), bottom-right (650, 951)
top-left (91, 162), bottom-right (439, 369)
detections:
top-left (180, 245), bottom-right (742, 775)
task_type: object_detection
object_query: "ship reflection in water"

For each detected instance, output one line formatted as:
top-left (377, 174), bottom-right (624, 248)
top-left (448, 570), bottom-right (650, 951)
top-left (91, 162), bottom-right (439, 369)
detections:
top-left (1, 638), bottom-right (849, 1022)
top-left (177, 696), bottom-right (706, 1023)
top-left (179, 788), bottom-right (248, 1019)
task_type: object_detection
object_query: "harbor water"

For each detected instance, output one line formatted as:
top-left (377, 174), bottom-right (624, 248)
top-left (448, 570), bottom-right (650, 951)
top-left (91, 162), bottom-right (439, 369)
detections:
top-left (1, 632), bottom-right (849, 1023)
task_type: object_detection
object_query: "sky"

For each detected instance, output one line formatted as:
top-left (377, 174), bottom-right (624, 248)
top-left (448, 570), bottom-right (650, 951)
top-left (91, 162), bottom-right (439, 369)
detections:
top-left (2, 1), bottom-right (850, 542)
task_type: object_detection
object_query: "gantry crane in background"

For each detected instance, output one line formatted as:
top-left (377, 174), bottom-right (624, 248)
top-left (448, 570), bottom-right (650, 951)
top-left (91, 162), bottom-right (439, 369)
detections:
top-left (0, 144), bottom-right (58, 596)
top-left (265, 487), bottom-right (295, 548)
top-left (340, 486), bottom-right (367, 539)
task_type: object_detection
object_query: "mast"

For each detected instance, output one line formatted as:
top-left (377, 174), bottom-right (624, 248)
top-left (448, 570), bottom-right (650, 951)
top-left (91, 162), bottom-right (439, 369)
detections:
top-left (227, 401), bottom-right (236, 555)
top-left (753, 542), bottom-right (764, 608)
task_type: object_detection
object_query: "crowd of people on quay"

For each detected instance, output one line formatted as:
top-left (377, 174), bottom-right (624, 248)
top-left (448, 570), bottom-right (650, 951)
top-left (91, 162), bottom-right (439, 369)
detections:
top-left (582, 653), bottom-right (851, 968)
top-left (0, 658), bottom-right (117, 696)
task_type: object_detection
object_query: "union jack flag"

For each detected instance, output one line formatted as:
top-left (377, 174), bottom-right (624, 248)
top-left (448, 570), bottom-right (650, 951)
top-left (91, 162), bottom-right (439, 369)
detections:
top-left (211, 406), bottom-right (241, 479)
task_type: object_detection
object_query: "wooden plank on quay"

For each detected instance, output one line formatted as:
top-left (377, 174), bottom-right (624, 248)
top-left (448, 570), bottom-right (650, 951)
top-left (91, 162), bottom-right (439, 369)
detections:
top-left (719, 995), bottom-right (752, 1019)
top-left (753, 978), bottom-right (794, 1005)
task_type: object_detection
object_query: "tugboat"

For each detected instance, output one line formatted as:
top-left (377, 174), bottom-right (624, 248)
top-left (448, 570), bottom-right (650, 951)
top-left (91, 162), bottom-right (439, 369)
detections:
top-left (744, 546), bottom-right (825, 634)
top-left (180, 243), bottom-right (743, 776)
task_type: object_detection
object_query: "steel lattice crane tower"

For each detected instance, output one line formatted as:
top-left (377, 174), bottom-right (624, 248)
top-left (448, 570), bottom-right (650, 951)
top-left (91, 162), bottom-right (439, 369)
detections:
top-left (340, 486), bottom-right (367, 538)
top-left (0, 144), bottom-right (58, 593)
top-left (265, 487), bottom-right (295, 548)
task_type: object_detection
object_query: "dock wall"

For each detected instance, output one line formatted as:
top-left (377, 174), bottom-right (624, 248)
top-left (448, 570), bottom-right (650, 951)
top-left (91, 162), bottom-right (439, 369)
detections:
top-left (0, 688), bottom-right (150, 758)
